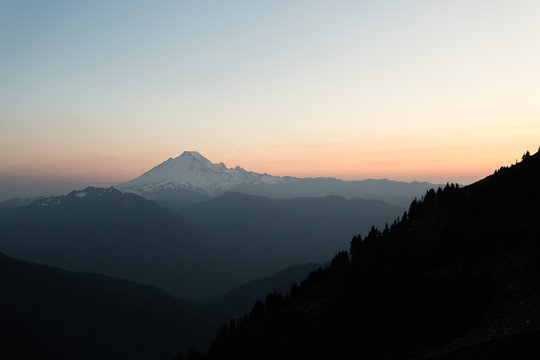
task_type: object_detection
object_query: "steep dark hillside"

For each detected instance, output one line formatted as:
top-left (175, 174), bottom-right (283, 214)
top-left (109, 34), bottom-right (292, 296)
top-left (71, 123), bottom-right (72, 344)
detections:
top-left (0, 252), bottom-right (220, 359)
top-left (0, 187), bottom-right (220, 298)
top-left (190, 149), bottom-right (540, 360)
top-left (178, 193), bottom-right (403, 287)
top-left (202, 263), bottom-right (321, 319)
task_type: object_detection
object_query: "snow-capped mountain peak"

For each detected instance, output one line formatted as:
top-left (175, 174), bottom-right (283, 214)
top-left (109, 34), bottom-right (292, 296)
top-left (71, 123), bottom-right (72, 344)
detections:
top-left (180, 150), bottom-right (212, 164)
top-left (117, 152), bottom-right (280, 196)
top-left (115, 151), bottom-right (441, 207)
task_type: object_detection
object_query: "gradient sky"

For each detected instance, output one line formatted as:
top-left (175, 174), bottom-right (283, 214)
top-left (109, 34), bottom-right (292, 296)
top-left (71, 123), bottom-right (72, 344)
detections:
top-left (1, 1), bottom-right (539, 200)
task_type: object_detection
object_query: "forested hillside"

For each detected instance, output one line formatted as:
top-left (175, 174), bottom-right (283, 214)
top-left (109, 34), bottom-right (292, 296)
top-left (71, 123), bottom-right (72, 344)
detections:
top-left (184, 149), bottom-right (540, 360)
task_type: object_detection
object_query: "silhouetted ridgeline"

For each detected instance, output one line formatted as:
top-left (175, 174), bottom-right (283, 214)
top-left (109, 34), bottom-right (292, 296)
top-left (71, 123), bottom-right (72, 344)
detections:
top-left (184, 149), bottom-right (540, 360)
top-left (0, 252), bottom-right (221, 359)
top-left (201, 263), bottom-right (321, 319)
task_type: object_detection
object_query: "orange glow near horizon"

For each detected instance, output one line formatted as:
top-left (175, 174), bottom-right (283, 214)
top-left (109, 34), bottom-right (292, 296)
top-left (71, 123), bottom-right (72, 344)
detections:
top-left (2, 1), bottom-right (540, 200)
top-left (3, 125), bottom-right (536, 187)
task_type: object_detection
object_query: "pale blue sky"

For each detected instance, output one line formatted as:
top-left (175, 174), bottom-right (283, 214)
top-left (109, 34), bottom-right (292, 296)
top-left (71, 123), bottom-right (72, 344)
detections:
top-left (1, 1), bottom-right (539, 199)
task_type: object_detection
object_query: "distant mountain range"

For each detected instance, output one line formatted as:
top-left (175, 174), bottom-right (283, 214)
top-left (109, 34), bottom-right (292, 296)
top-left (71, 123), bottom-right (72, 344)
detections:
top-left (2, 149), bottom-right (539, 359)
top-left (0, 187), bottom-right (220, 299)
top-left (0, 197), bottom-right (38, 209)
top-left (0, 187), bottom-right (402, 299)
top-left (177, 192), bottom-right (403, 280)
top-left (0, 151), bottom-right (437, 300)
top-left (117, 151), bottom-right (440, 207)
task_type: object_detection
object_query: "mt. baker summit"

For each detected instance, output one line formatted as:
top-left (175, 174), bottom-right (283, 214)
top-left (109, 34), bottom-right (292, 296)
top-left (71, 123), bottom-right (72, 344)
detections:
top-left (117, 151), bottom-right (282, 197)
top-left (117, 151), bottom-right (440, 208)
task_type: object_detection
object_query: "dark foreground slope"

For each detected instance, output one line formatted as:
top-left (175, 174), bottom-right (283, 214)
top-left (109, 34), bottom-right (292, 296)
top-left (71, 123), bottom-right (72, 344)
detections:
top-left (189, 150), bottom-right (540, 360)
top-left (202, 263), bottom-right (321, 319)
top-left (0, 253), bottom-right (220, 359)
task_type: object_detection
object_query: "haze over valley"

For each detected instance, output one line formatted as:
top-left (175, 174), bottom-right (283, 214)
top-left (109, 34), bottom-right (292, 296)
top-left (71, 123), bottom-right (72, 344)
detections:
top-left (1, 151), bottom-right (425, 299)
top-left (2, 149), bottom-right (540, 359)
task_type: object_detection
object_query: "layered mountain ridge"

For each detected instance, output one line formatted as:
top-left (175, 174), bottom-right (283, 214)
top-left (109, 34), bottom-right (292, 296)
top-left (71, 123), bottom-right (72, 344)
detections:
top-left (0, 186), bottom-right (220, 299)
top-left (117, 151), bottom-right (440, 207)
top-left (0, 186), bottom-right (403, 299)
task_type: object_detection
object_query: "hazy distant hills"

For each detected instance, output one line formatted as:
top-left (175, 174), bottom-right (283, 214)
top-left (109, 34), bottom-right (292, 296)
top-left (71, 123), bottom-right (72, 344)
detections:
top-left (117, 151), bottom-right (440, 207)
top-left (3, 147), bottom-right (539, 359)
top-left (197, 150), bottom-right (540, 360)
top-left (0, 150), bottom-right (433, 299)
top-left (0, 197), bottom-right (38, 209)
top-left (0, 186), bottom-right (402, 299)
top-left (178, 192), bottom-right (403, 281)
top-left (0, 251), bottom-right (220, 359)
top-left (0, 187), bottom-right (222, 299)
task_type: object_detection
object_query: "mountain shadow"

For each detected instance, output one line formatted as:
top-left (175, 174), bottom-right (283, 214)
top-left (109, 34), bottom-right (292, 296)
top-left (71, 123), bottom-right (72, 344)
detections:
top-left (201, 263), bottom-right (321, 319)
top-left (185, 149), bottom-right (540, 360)
top-left (0, 252), bottom-right (221, 359)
